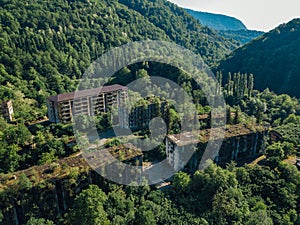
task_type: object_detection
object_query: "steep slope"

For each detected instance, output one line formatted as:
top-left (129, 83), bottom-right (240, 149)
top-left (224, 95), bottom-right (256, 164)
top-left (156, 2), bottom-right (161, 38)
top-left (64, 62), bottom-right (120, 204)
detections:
top-left (185, 9), bottom-right (247, 31)
top-left (185, 8), bottom-right (263, 45)
top-left (218, 19), bottom-right (300, 97)
top-left (0, 0), bottom-right (170, 100)
top-left (0, 0), bottom-right (236, 106)
top-left (119, 0), bottom-right (237, 64)
top-left (219, 30), bottom-right (264, 45)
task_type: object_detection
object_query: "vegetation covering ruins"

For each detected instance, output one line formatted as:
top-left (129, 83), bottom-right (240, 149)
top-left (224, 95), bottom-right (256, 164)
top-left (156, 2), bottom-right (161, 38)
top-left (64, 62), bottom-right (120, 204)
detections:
top-left (1, 0), bottom-right (300, 225)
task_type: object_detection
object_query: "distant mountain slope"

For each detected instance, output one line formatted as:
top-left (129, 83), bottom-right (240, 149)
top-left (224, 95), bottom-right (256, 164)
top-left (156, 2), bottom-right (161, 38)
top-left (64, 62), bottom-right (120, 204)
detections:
top-left (119, 0), bottom-right (237, 65)
top-left (185, 9), bottom-right (247, 31)
top-left (0, 0), bottom-right (237, 106)
top-left (218, 19), bottom-right (300, 97)
top-left (219, 30), bottom-right (264, 45)
top-left (185, 8), bottom-right (263, 45)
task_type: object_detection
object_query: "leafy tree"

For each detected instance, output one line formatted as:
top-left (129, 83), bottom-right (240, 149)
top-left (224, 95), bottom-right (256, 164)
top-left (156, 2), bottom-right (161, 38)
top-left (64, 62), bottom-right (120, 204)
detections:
top-left (3, 123), bottom-right (31, 146)
top-left (104, 190), bottom-right (134, 222)
top-left (211, 187), bottom-right (249, 224)
top-left (283, 114), bottom-right (300, 124)
top-left (134, 205), bottom-right (156, 225)
top-left (25, 217), bottom-right (55, 225)
top-left (17, 173), bottom-right (32, 190)
top-left (266, 142), bottom-right (295, 160)
top-left (266, 142), bottom-right (285, 159)
top-left (0, 210), bottom-right (3, 224)
top-left (104, 138), bottom-right (122, 148)
top-left (172, 171), bottom-right (191, 194)
top-left (73, 114), bottom-right (95, 131)
top-left (69, 185), bottom-right (110, 225)
top-left (245, 210), bottom-right (273, 225)
top-left (135, 69), bottom-right (149, 79)
top-left (0, 144), bottom-right (21, 172)
top-left (37, 151), bottom-right (57, 165)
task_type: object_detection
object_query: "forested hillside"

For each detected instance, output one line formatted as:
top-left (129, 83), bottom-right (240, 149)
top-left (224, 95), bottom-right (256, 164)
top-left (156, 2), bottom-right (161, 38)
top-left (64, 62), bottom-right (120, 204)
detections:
top-left (218, 18), bottom-right (300, 97)
top-left (185, 9), bottom-right (247, 31)
top-left (0, 0), bottom-right (236, 113)
top-left (118, 0), bottom-right (237, 63)
top-left (2, 138), bottom-right (300, 224)
top-left (2, 1), bottom-right (300, 225)
top-left (0, 0), bottom-right (165, 118)
top-left (219, 30), bottom-right (264, 45)
top-left (184, 9), bottom-right (264, 45)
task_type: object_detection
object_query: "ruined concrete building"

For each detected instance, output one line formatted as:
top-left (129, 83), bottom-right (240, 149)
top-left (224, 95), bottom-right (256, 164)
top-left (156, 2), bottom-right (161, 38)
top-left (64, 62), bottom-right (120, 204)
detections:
top-left (122, 97), bottom-right (169, 131)
top-left (47, 85), bottom-right (128, 124)
top-left (166, 123), bottom-right (269, 172)
top-left (0, 100), bottom-right (14, 122)
top-left (47, 86), bottom-right (168, 132)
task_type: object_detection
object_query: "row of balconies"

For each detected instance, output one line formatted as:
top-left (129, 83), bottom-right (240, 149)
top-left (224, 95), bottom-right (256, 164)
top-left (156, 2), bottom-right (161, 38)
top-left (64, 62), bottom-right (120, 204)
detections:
top-left (92, 99), bottom-right (105, 104)
top-left (60, 106), bottom-right (71, 111)
top-left (91, 105), bottom-right (105, 110)
top-left (49, 90), bottom-right (128, 123)
top-left (91, 95), bottom-right (105, 99)
top-left (59, 114), bottom-right (72, 121)
top-left (72, 107), bottom-right (89, 114)
top-left (73, 101), bottom-right (89, 106)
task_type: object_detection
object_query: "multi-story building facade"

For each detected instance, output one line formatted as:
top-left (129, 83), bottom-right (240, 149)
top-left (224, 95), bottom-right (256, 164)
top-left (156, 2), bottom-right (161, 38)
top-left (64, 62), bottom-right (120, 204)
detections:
top-left (85, 143), bottom-right (143, 184)
top-left (86, 143), bottom-right (143, 166)
top-left (121, 97), bottom-right (169, 131)
top-left (47, 85), bottom-right (128, 124)
top-left (166, 123), bottom-right (269, 172)
top-left (0, 100), bottom-right (14, 122)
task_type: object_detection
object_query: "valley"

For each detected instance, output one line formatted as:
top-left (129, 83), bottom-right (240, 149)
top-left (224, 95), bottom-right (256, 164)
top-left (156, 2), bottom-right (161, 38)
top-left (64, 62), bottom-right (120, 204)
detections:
top-left (0, 0), bottom-right (300, 224)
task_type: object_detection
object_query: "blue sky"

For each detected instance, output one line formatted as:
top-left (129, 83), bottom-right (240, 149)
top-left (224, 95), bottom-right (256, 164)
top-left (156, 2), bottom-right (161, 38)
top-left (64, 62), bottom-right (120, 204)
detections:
top-left (168, 0), bottom-right (300, 31)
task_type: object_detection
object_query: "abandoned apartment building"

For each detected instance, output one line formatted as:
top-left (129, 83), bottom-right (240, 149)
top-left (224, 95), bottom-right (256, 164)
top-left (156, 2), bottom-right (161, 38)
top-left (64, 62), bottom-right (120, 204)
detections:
top-left (0, 100), bottom-right (14, 122)
top-left (125, 96), bottom-right (169, 131)
top-left (166, 123), bottom-right (269, 172)
top-left (47, 86), bottom-right (169, 132)
top-left (47, 84), bottom-right (128, 124)
top-left (84, 143), bottom-right (143, 184)
top-left (47, 86), bottom-right (271, 178)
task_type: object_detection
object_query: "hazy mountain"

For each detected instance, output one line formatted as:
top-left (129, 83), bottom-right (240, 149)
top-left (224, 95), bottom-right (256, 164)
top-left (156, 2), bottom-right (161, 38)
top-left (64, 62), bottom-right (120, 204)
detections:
top-left (185, 8), bottom-right (264, 45)
top-left (185, 9), bottom-right (247, 31)
top-left (219, 30), bottom-right (264, 45)
top-left (218, 18), bottom-right (300, 97)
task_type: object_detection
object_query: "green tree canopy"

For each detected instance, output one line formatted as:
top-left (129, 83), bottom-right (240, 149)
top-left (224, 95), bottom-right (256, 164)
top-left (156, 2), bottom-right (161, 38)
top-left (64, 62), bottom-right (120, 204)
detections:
top-left (69, 185), bottom-right (110, 225)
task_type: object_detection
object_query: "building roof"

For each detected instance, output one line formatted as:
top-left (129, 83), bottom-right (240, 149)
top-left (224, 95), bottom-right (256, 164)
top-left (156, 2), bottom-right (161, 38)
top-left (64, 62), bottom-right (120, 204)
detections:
top-left (167, 123), bottom-right (268, 147)
top-left (198, 112), bottom-right (235, 120)
top-left (84, 143), bottom-right (143, 164)
top-left (48, 84), bottom-right (127, 102)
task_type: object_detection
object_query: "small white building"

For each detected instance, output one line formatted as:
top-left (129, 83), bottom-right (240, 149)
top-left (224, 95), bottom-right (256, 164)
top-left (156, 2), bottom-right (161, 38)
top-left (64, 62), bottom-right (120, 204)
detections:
top-left (0, 100), bottom-right (14, 122)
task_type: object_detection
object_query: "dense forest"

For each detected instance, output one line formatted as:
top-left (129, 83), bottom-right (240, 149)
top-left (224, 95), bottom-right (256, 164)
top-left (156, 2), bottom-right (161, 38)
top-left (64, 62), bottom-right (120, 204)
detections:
top-left (185, 9), bottom-right (264, 45)
top-left (2, 158), bottom-right (300, 225)
top-left (0, 0), bottom-right (239, 123)
top-left (218, 18), bottom-right (300, 97)
top-left (185, 9), bottom-right (247, 31)
top-left (2, 67), bottom-right (300, 225)
top-left (218, 30), bottom-right (264, 45)
top-left (1, 0), bottom-right (300, 225)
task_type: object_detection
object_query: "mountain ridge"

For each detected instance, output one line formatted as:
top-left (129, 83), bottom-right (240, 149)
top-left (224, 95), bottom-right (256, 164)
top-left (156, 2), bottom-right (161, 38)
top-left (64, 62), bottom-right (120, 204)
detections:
top-left (185, 8), bottom-right (247, 31)
top-left (217, 18), bottom-right (300, 97)
top-left (184, 8), bottom-right (264, 45)
top-left (0, 0), bottom-right (237, 97)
